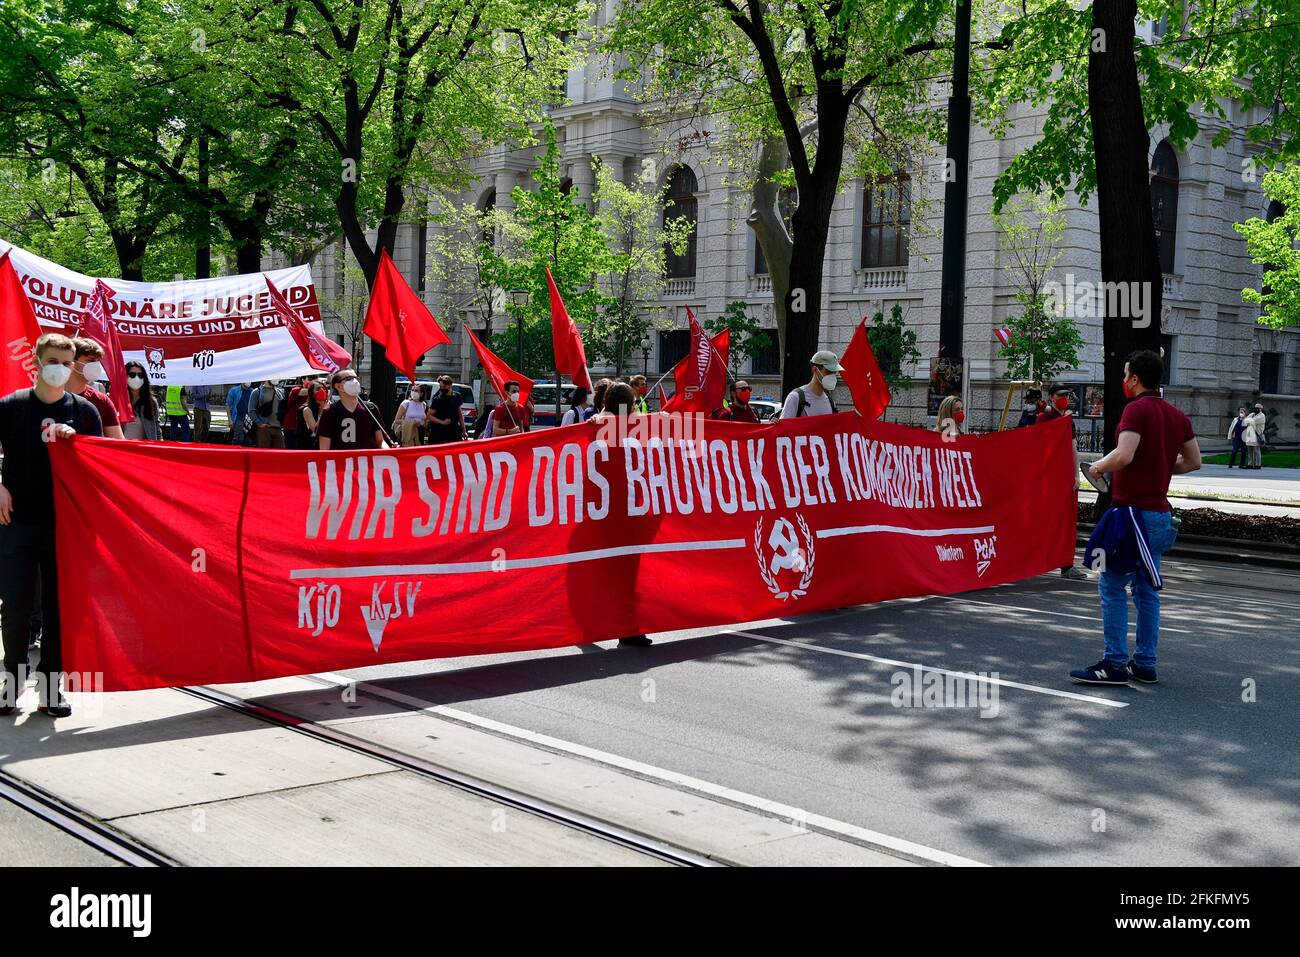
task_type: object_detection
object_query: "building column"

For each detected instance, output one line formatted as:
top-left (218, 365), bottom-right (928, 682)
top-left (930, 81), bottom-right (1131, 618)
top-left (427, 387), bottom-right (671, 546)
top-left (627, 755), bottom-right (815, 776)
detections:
top-left (569, 154), bottom-right (595, 209)
top-left (494, 171), bottom-right (519, 213)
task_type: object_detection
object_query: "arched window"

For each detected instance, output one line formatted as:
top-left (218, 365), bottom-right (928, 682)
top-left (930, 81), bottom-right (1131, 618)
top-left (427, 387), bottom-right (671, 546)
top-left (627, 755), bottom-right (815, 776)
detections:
top-left (559, 177), bottom-right (573, 196)
top-left (755, 186), bottom-right (797, 275)
top-left (861, 172), bottom-right (911, 269)
top-left (663, 166), bottom-right (698, 279)
top-left (1150, 141), bottom-right (1179, 275)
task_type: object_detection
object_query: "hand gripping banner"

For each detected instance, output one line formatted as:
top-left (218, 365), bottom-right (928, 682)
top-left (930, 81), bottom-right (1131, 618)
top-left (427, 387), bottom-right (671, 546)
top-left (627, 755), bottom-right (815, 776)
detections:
top-left (52, 415), bottom-right (1078, 691)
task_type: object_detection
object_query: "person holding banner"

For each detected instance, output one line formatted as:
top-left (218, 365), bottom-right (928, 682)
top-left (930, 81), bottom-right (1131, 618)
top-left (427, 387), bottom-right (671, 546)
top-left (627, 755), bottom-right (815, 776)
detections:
top-left (713, 380), bottom-right (760, 423)
top-left (69, 339), bottom-right (124, 439)
top-left (0, 333), bottom-right (103, 717)
top-left (629, 375), bottom-right (650, 414)
top-left (935, 395), bottom-right (965, 435)
top-left (122, 361), bottom-right (162, 441)
top-left (318, 369), bottom-right (388, 451)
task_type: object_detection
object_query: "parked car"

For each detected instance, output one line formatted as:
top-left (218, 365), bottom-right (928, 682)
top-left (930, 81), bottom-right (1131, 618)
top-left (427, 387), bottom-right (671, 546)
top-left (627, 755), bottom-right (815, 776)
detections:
top-left (750, 398), bottom-right (781, 422)
top-left (527, 382), bottom-right (581, 429)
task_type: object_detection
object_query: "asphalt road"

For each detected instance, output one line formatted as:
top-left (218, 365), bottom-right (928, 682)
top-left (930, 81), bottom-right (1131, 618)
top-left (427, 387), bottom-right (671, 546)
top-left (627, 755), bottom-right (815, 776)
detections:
top-left (0, 795), bottom-right (120, 866)
top-left (322, 557), bottom-right (1300, 866)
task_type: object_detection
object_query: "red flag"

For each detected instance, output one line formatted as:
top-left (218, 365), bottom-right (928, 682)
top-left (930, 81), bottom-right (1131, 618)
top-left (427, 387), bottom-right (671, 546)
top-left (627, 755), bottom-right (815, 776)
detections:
top-left (74, 279), bottom-right (135, 425)
top-left (545, 267), bottom-right (591, 390)
top-left (463, 324), bottom-right (533, 407)
top-left (841, 318), bottom-right (891, 420)
top-left (265, 275), bottom-right (352, 374)
top-left (363, 249), bottom-right (451, 382)
top-left (0, 250), bottom-right (41, 398)
top-left (662, 320), bottom-right (729, 414)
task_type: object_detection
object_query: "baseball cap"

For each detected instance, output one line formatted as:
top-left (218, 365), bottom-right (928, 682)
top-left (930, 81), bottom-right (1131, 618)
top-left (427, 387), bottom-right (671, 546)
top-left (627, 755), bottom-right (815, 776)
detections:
top-left (811, 349), bottom-right (842, 372)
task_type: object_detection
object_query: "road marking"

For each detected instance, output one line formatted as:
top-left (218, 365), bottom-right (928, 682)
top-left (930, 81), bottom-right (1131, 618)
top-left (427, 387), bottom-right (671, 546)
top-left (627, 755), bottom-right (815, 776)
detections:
top-left (817, 524), bottom-right (996, 540)
top-left (290, 538), bottom-right (745, 580)
top-left (308, 671), bottom-right (987, 867)
top-left (934, 595), bottom-right (1194, 634)
top-left (722, 629), bottom-right (1130, 709)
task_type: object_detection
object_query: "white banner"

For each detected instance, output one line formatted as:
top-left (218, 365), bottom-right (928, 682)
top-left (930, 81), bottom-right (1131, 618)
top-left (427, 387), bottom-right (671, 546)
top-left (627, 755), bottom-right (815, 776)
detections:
top-left (0, 239), bottom-right (334, 386)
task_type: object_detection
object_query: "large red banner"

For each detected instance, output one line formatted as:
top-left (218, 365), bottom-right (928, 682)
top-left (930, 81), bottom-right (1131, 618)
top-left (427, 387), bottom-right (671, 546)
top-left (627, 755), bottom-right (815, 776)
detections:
top-left (52, 415), bottom-right (1077, 691)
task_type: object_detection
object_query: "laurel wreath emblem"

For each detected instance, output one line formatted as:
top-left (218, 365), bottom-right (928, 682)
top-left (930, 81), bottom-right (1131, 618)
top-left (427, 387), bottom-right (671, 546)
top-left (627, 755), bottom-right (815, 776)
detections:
top-left (753, 514), bottom-right (816, 601)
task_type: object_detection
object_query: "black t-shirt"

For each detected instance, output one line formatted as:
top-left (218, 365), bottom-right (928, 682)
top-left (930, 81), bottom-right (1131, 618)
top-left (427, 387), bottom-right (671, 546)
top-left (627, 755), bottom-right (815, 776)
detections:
top-left (316, 399), bottom-right (382, 450)
top-left (427, 390), bottom-right (464, 443)
top-left (0, 389), bottom-right (103, 526)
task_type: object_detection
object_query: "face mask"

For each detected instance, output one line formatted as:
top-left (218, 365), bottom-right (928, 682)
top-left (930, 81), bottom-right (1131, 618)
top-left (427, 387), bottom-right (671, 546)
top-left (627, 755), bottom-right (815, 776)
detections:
top-left (81, 361), bottom-right (105, 382)
top-left (314, 389), bottom-right (328, 403)
top-left (1054, 396), bottom-right (1070, 411)
top-left (820, 373), bottom-right (838, 391)
top-left (241, 383), bottom-right (251, 389)
top-left (1121, 378), bottom-right (1136, 399)
top-left (508, 392), bottom-right (520, 404)
top-left (1023, 402), bottom-right (1036, 411)
top-left (127, 375), bottom-right (145, 389)
top-left (954, 409), bottom-right (966, 425)
top-left (637, 385), bottom-right (648, 396)
top-left (737, 389), bottom-right (752, 401)
top-left (342, 379), bottom-right (362, 397)
top-left (41, 363), bottom-right (72, 387)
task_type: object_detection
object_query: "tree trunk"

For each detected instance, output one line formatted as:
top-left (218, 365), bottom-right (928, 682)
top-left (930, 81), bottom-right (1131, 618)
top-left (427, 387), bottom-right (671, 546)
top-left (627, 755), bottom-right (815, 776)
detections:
top-left (1089, 0), bottom-right (1163, 478)
top-left (749, 133), bottom-right (793, 363)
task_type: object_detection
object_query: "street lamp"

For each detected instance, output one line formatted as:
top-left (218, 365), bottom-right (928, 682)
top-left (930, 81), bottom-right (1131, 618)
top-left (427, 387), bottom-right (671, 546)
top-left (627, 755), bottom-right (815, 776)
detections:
top-left (641, 336), bottom-right (651, 377)
top-left (509, 288), bottom-right (529, 371)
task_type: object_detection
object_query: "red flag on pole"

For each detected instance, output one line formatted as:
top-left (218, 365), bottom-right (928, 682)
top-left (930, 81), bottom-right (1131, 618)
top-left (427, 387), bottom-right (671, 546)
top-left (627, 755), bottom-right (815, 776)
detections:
top-left (841, 317), bottom-right (892, 420)
top-left (662, 315), bottom-right (729, 414)
top-left (363, 249), bottom-right (451, 382)
top-left (265, 275), bottom-right (352, 374)
top-left (0, 250), bottom-right (41, 398)
top-left (463, 324), bottom-right (534, 407)
top-left (545, 267), bottom-right (592, 391)
top-left (74, 279), bottom-right (135, 425)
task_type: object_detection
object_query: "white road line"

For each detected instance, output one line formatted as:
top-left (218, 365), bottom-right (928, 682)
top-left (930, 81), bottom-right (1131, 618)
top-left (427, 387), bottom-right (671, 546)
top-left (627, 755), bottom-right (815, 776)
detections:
top-left (290, 538), bottom-right (746, 580)
top-left (308, 671), bottom-right (987, 867)
top-left (934, 595), bottom-right (1194, 635)
top-left (722, 629), bottom-right (1130, 709)
top-left (817, 524), bottom-right (996, 540)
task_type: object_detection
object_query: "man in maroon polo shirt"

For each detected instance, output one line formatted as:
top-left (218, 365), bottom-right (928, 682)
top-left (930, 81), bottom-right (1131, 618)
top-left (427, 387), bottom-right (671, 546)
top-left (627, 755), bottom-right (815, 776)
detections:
top-left (1071, 349), bottom-right (1201, 686)
top-left (69, 338), bottom-right (124, 439)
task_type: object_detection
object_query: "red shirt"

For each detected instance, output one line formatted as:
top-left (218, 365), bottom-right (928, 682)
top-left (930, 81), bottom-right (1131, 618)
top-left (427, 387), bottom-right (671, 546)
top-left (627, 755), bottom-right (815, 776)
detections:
top-left (1111, 392), bottom-right (1195, 512)
top-left (491, 402), bottom-right (531, 433)
top-left (79, 386), bottom-right (120, 429)
top-left (715, 403), bottom-right (760, 423)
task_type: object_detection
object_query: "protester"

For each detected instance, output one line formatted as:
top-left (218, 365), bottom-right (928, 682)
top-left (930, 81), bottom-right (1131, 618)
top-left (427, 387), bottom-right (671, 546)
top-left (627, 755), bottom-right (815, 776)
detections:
top-left (1244, 403), bottom-right (1266, 469)
top-left (317, 369), bottom-right (388, 450)
top-left (629, 374), bottom-right (650, 413)
top-left (473, 401), bottom-right (494, 439)
top-left (1036, 384), bottom-right (1089, 580)
top-left (560, 388), bottom-right (591, 426)
top-left (68, 338), bottom-right (124, 439)
top-left (781, 350), bottom-right (840, 417)
top-left (392, 383), bottom-right (428, 447)
top-left (249, 380), bottom-right (286, 449)
top-left (1227, 407), bottom-right (1249, 468)
top-left (714, 380), bottom-right (760, 423)
top-left (490, 380), bottom-right (532, 435)
top-left (191, 384), bottom-right (212, 443)
top-left (226, 381), bottom-right (253, 445)
top-left (0, 333), bottom-right (104, 717)
top-left (1073, 349), bottom-right (1200, 685)
top-left (281, 378), bottom-right (314, 450)
top-left (1016, 388), bottom-right (1043, 428)
top-left (122, 361), bottom-right (162, 440)
top-left (296, 380), bottom-right (327, 450)
top-left (591, 378), bottom-right (612, 417)
top-left (164, 384), bottom-right (192, 442)
top-left (426, 375), bottom-right (465, 444)
top-left (935, 395), bottom-right (965, 434)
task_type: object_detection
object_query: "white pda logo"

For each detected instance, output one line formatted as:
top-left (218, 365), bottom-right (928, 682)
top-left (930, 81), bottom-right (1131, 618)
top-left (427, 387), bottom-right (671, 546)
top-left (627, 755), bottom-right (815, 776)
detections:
top-left (754, 515), bottom-right (815, 601)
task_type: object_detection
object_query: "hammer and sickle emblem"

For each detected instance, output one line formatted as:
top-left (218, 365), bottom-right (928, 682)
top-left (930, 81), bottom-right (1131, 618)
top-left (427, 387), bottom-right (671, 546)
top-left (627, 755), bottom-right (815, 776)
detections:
top-left (768, 518), bottom-right (806, 576)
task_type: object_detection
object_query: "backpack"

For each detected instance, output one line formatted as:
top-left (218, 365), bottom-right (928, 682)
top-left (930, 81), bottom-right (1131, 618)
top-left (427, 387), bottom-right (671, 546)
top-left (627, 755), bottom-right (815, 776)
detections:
top-left (795, 386), bottom-right (836, 416)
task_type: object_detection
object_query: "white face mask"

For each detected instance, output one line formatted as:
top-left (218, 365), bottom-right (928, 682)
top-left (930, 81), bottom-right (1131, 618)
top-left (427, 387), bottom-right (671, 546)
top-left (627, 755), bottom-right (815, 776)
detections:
top-left (80, 361), bottom-right (105, 382)
top-left (128, 375), bottom-right (145, 389)
top-left (341, 379), bottom-right (362, 397)
top-left (820, 372), bottom-right (838, 391)
top-left (41, 363), bottom-right (73, 387)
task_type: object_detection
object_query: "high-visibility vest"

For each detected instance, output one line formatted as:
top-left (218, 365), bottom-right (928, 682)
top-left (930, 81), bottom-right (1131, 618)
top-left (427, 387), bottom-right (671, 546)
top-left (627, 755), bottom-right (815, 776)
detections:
top-left (165, 386), bottom-right (187, 417)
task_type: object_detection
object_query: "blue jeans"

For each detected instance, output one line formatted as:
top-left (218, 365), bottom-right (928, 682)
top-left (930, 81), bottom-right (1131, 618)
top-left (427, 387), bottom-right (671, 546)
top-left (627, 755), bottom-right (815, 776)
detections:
top-left (1100, 509), bottom-right (1177, 669)
top-left (1228, 437), bottom-right (1246, 468)
top-left (167, 415), bottom-right (192, 442)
